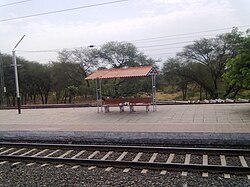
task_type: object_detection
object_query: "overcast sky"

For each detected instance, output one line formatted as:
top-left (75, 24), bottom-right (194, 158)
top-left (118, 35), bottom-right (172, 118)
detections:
top-left (0, 0), bottom-right (249, 66)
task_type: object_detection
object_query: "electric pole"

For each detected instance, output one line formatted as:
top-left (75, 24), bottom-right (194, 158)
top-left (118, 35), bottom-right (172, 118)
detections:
top-left (12, 35), bottom-right (25, 114)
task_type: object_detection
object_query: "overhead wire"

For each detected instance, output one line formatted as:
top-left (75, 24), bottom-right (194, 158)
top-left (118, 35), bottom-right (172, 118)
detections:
top-left (0, 0), bottom-right (128, 22)
top-left (16, 25), bottom-right (249, 53)
top-left (130, 25), bottom-right (250, 43)
top-left (133, 25), bottom-right (249, 53)
top-left (12, 24), bottom-right (250, 62)
top-left (132, 34), bottom-right (219, 44)
top-left (0, 0), bottom-right (32, 8)
top-left (16, 40), bottom-right (193, 54)
top-left (16, 44), bottom-right (101, 54)
top-left (18, 28), bottom-right (244, 54)
top-left (142, 46), bottom-right (185, 52)
top-left (17, 50), bottom-right (60, 53)
top-left (137, 40), bottom-right (194, 48)
top-left (149, 52), bottom-right (177, 56)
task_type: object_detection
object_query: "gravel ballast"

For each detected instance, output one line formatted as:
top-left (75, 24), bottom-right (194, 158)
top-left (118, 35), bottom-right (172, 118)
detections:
top-left (0, 163), bottom-right (249, 186)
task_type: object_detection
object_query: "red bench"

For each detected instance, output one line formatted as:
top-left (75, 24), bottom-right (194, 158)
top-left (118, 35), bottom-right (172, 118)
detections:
top-left (103, 98), bottom-right (151, 113)
top-left (103, 98), bottom-right (126, 113)
top-left (128, 98), bottom-right (151, 112)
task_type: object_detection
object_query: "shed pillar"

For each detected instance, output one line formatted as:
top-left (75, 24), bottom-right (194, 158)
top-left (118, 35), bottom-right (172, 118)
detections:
top-left (151, 74), bottom-right (157, 112)
top-left (95, 78), bottom-right (103, 113)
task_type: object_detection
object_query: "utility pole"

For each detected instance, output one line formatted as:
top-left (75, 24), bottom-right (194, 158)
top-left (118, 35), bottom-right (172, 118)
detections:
top-left (12, 35), bottom-right (25, 114)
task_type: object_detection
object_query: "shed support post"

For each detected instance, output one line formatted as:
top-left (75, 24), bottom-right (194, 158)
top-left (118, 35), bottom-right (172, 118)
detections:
top-left (96, 78), bottom-right (103, 113)
top-left (151, 74), bottom-right (157, 112)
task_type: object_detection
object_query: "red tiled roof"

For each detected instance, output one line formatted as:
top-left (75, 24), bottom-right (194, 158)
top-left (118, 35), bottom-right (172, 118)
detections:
top-left (85, 66), bottom-right (156, 80)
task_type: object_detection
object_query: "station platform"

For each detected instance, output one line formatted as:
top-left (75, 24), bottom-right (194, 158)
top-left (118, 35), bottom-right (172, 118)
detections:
top-left (0, 103), bottom-right (250, 146)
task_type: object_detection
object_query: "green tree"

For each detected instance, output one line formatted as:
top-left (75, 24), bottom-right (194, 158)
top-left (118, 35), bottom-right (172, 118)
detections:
top-left (19, 61), bottom-right (40, 104)
top-left (55, 48), bottom-right (99, 101)
top-left (162, 58), bottom-right (191, 100)
top-left (178, 29), bottom-right (244, 98)
top-left (50, 62), bottom-right (75, 103)
top-left (66, 85), bottom-right (79, 104)
top-left (19, 61), bottom-right (52, 104)
top-left (97, 41), bottom-right (155, 68)
top-left (0, 54), bottom-right (16, 106)
top-left (36, 65), bottom-right (52, 104)
top-left (0, 54), bottom-right (52, 105)
top-left (98, 41), bottom-right (138, 68)
top-left (224, 36), bottom-right (250, 90)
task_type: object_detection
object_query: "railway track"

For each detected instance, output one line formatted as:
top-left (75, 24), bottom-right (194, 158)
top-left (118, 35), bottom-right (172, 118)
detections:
top-left (0, 142), bottom-right (249, 178)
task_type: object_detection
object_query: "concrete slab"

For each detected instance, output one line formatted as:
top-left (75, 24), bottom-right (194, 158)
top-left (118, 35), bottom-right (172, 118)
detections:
top-left (0, 103), bottom-right (249, 145)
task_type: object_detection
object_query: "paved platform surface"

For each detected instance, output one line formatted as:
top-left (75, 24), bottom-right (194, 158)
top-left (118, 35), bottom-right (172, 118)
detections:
top-left (0, 103), bottom-right (250, 145)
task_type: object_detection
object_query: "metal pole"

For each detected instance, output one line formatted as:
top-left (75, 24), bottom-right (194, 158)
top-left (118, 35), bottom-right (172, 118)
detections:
top-left (151, 75), bottom-right (154, 111)
top-left (96, 79), bottom-right (99, 113)
top-left (12, 35), bottom-right (25, 114)
top-left (12, 51), bottom-right (21, 114)
top-left (153, 74), bottom-right (157, 111)
top-left (100, 78), bottom-right (103, 112)
top-left (151, 74), bottom-right (156, 112)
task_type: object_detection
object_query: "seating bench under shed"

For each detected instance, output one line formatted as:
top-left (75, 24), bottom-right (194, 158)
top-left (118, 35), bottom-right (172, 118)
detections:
top-left (85, 66), bottom-right (157, 113)
top-left (103, 97), bottom-right (151, 113)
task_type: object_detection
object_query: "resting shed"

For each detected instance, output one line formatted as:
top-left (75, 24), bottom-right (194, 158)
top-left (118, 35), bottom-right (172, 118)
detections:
top-left (85, 66), bottom-right (157, 112)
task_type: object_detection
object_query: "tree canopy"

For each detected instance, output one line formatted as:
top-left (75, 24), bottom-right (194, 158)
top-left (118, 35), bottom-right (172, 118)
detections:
top-left (224, 36), bottom-right (250, 89)
top-left (174, 29), bottom-right (246, 98)
top-left (96, 41), bottom-right (156, 68)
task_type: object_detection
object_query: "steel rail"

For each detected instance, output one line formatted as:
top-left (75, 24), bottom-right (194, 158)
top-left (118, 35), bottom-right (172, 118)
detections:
top-left (0, 155), bottom-right (249, 174)
top-left (0, 142), bottom-right (249, 155)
